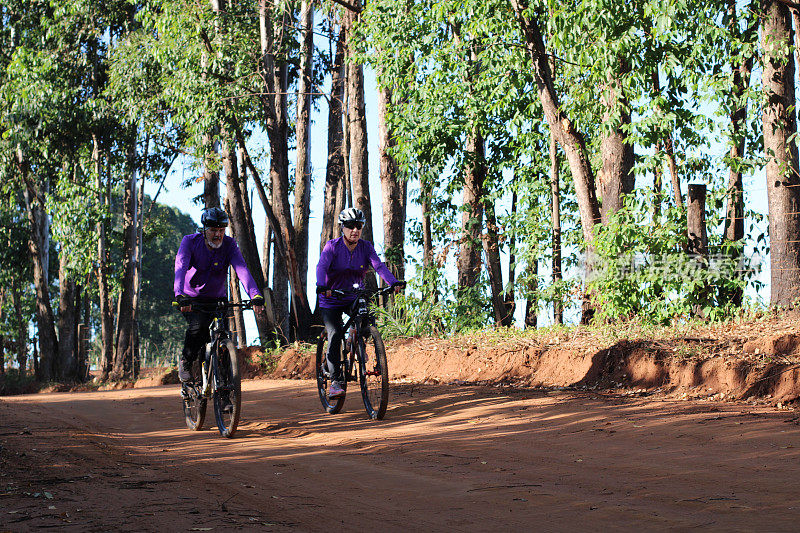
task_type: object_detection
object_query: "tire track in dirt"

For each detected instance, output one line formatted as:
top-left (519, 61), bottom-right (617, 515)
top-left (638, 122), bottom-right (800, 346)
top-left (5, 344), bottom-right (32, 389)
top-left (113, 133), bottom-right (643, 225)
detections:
top-left (2, 379), bottom-right (800, 531)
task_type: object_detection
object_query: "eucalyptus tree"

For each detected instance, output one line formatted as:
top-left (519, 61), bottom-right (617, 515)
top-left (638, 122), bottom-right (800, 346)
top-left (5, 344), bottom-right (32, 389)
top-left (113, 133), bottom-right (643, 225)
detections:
top-left (0, 196), bottom-right (33, 372)
top-left (357, 0), bottom-right (567, 325)
top-left (294, 0), bottom-right (315, 293)
top-left (761, 0), bottom-right (800, 306)
top-left (110, 0), bottom-right (318, 341)
top-left (378, 81), bottom-right (407, 281)
top-left (0, 0), bottom-right (99, 379)
top-left (320, 21), bottom-right (347, 249)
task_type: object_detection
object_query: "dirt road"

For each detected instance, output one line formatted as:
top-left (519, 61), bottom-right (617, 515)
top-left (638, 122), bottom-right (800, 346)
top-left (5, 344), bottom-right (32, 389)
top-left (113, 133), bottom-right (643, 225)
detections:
top-left (2, 379), bottom-right (800, 531)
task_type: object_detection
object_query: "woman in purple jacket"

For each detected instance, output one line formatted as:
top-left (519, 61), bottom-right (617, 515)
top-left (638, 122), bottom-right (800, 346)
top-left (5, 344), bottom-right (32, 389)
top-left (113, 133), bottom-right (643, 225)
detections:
top-left (173, 207), bottom-right (264, 382)
top-left (316, 208), bottom-right (404, 399)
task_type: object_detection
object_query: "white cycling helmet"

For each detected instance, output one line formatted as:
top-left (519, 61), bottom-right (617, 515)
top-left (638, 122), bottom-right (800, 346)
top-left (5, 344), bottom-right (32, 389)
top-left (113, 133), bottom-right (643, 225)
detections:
top-left (338, 208), bottom-right (366, 225)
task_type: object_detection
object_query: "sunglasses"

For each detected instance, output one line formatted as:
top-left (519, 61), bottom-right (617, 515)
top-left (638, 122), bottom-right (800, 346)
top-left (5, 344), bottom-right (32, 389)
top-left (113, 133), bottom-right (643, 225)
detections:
top-left (343, 221), bottom-right (363, 230)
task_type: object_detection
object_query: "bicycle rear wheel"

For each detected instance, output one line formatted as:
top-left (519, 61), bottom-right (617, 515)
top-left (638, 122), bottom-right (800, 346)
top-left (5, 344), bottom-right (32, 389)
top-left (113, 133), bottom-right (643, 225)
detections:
top-left (182, 359), bottom-right (207, 431)
top-left (358, 325), bottom-right (389, 420)
top-left (213, 340), bottom-right (241, 438)
top-left (316, 333), bottom-right (346, 414)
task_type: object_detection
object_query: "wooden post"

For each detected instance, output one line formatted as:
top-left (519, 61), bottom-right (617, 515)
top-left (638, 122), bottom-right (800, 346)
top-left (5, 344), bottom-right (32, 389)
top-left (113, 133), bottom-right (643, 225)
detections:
top-left (687, 184), bottom-right (708, 257)
top-left (687, 184), bottom-right (710, 316)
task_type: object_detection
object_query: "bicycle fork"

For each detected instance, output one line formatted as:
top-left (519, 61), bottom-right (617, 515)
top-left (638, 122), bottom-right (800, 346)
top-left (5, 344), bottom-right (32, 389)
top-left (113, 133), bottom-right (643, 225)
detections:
top-left (201, 342), bottom-right (214, 397)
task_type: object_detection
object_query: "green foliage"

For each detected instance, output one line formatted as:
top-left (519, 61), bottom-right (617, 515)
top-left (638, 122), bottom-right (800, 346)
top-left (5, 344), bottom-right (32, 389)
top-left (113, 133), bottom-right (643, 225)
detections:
top-left (374, 293), bottom-right (448, 339)
top-left (256, 338), bottom-right (285, 373)
top-left (48, 176), bottom-right (108, 280)
top-left (375, 277), bottom-right (492, 339)
top-left (588, 191), bottom-right (762, 324)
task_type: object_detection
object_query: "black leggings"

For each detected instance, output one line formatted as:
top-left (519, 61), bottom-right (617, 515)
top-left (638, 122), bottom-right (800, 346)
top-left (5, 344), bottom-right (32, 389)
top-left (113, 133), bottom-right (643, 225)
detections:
top-left (320, 306), bottom-right (348, 381)
top-left (181, 298), bottom-right (226, 364)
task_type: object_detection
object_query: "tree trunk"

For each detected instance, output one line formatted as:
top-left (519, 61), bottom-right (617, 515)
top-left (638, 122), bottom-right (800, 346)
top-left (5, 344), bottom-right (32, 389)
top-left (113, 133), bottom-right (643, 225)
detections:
top-left (255, 0), bottom-right (313, 340)
top-left (11, 281), bottom-right (27, 373)
top-left (76, 285), bottom-right (88, 381)
top-left (509, 1), bottom-right (601, 323)
top-left (762, 0), bottom-right (800, 306)
top-left (506, 191), bottom-right (517, 321)
top-left (721, 0), bottom-right (752, 308)
top-left (665, 136), bottom-right (682, 210)
top-left (93, 135), bottom-right (113, 380)
top-left (113, 135), bottom-right (138, 379)
top-left (223, 173), bottom-right (247, 348)
top-left (687, 184), bottom-right (711, 316)
top-left (294, 0), bottom-right (314, 293)
top-left (262, 223), bottom-right (272, 287)
top-left (378, 83), bottom-right (406, 280)
top-left (687, 185), bottom-right (709, 258)
top-left (550, 134), bottom-right (563, 325)
top-left (229, 271), bottom-right (247, 348)
top-left (598, 58), bottom-right (635, 224)
top-left (57, 251), bottom-right (78, 380)
top-left (524, 258), bottom-right (538, 329)
top-left (132, 136), bottom-right (148, 378)
top-left (345, 5), bottom-right (374, 246)
top-left (263, 0), bottom-right (290, 339)
top-left (649, 59), bottom-right (682, 211)
top-left (484, 201), bottom-right (512, 326)
top-left (652, 66), bottom-right (664, 223)
top-left (421, 178), bottom-right (436, 302)
top-left (321, 27), bottom-right (347, 250)
top-left (203, 134), bottom-right (220, 209)
top-left (343, 34), bottom-right (353, 212)
top-left (0, 290), bottom-right (5, 375)
top-left (457, 129), bottom-right (485, 290)
top-left (223, 138), bottom-right (272, 340)
top-left (201, 8), bottom-right (219, 211)
top-left (17, 149), bottom-right (58, 381)
top-left (271, 200), bottom-right (290, 339)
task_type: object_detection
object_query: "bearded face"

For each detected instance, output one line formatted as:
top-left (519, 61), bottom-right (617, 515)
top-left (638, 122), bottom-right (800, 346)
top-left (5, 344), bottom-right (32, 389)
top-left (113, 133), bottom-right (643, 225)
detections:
top-left (205, 226), bottom-right (226, 249)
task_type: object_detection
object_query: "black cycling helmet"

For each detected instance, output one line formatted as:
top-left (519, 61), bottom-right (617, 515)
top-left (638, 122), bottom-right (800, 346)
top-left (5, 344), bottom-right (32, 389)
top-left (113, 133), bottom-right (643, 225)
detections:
top-left (201, 207), bottom-right (229, 228)
top-left (338, 207), bottom-right (366, 225)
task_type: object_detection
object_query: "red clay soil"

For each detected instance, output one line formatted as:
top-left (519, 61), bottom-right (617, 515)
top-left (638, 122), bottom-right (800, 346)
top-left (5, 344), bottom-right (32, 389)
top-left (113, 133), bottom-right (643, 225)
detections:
top-left (271, 315), bottom-right (800, 404)
top-left (3, 316), bottom-right (800, 531)
top-left (2, 380), bottom-right (800, 531)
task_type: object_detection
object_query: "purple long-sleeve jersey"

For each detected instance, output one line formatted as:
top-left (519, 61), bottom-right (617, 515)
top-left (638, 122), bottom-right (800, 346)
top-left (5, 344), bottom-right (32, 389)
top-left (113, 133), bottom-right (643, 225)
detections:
top-left (316, 237), bottom-right (399, 309)
top-left (174, 233), bottom-right (261, 300)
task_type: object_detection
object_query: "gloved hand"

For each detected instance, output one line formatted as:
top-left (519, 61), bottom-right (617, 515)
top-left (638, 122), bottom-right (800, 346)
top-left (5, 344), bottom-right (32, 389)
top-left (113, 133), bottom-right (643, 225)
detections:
top-left (316, 286), bottom-right (329, 295)
top-left (251, 294), bottom-right (265, 315)
top-left (392, 281), bottom-right (406, 294)
top-left (174, 294), bottom-right (191, 312)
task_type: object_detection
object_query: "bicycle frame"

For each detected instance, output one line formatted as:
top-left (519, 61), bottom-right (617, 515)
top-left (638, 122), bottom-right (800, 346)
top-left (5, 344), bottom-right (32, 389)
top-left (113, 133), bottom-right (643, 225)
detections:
top-left (179, 298), bottom-right (253, 437)
top-left (315, 283), bottom-right (398, 419)
top-left (331, 285), bottom-right (395, 379)
top-left (198, 311), bottom-right (231, 398)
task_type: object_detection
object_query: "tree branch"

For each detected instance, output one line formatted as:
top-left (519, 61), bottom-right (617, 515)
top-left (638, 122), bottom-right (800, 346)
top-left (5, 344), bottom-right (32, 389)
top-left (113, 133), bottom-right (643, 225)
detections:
top-left (329, 0), bottom-right (362, 13)
top-left (777, 0), bottom-right (800, 10)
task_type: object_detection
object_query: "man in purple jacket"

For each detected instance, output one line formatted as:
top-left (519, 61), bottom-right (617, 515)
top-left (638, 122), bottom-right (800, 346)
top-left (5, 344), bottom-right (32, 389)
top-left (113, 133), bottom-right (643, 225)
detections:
top-left (173, 207), bottom-right (264, 382)
top-left (316, 208), bottom-right (404, 399)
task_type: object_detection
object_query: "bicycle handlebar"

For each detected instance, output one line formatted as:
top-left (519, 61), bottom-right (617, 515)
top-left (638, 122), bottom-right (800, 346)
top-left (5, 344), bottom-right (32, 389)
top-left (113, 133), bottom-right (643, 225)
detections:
top-left (172, 298), bottom-right (257, 311)
top-left (325, 282), bottom-right (405, 300)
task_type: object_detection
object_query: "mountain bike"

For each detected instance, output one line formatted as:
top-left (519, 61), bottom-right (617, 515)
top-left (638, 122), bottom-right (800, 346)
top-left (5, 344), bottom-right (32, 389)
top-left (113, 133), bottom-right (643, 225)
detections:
top-left (316, 284), bottom-right (401, 420)
top-left (178, 299), bottom-right (253, 438)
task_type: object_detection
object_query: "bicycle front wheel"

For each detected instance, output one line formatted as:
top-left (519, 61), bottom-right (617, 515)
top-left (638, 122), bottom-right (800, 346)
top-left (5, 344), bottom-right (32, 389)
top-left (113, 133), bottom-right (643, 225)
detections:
top-left (316, 333), bottom-right (346, 414)
top-left (182, 359), bottom-right (207, 431)
top-left (212, 340), bottom-right (241, 438)
top-left (358, 325), bottom-right (389, 420)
